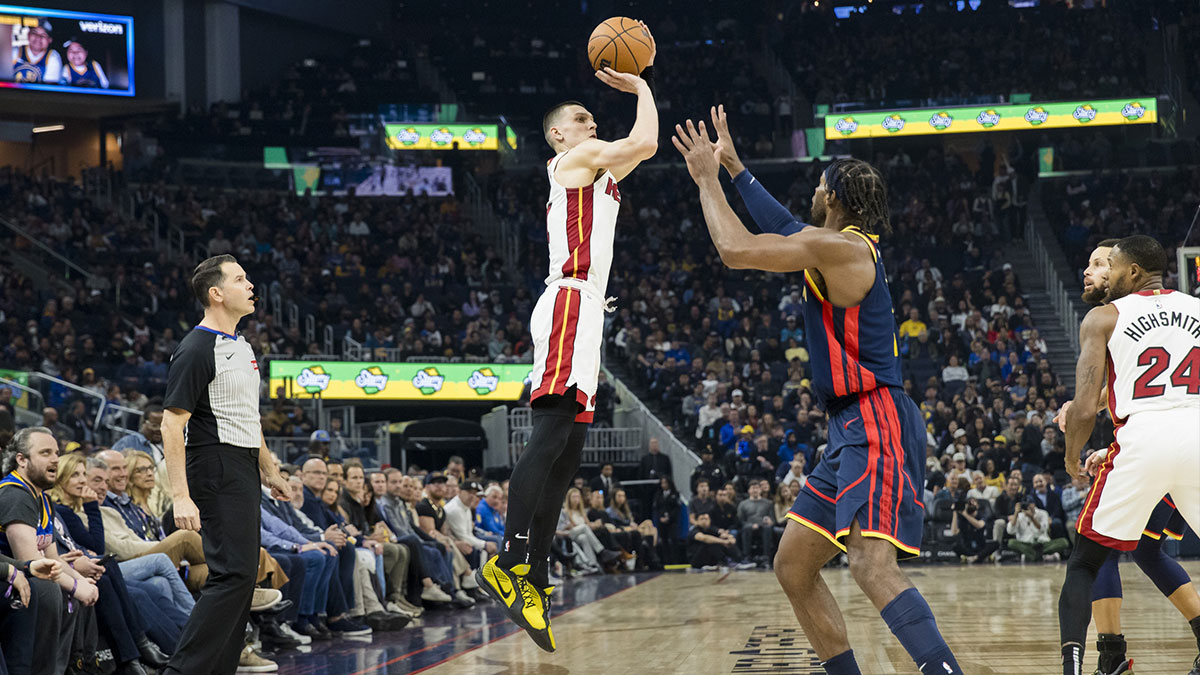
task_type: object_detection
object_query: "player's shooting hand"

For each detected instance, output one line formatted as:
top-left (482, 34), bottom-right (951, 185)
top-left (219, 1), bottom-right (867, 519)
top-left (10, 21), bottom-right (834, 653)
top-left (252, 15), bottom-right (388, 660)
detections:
top-left (1053, 400), bottom-right (1072, 432)
top-left (710, 105), bottom-right (745, 176)
top-left (672, 120), bottom-right (720, 184)
top-left (637, 20), bottom-right (656, 66)
top-left (595, 66), bottom-right (647, 95)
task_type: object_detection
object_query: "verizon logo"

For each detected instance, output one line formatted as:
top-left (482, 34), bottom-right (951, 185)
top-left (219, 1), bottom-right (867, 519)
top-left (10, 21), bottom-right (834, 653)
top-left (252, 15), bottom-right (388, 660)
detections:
top-left (79, 21), bottom-right (124, 35)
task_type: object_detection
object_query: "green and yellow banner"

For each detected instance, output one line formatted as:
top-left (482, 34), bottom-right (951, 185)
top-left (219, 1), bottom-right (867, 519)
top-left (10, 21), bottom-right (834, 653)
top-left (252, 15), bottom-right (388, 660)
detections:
top-left (825, 98), bottom-right (1157, 140)
top-left (269, 361), bottom-right (532, 401)
top-left (383, 123), bottom-right (499, 150)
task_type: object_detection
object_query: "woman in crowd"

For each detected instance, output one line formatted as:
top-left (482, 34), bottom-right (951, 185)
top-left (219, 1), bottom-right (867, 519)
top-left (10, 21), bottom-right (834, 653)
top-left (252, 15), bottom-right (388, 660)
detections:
top-left (50, 452), bottom-right (177, 673)
top-left (607, 488), bottom-right (663, 571)
top-left (124, 450), bottom-right (168, 520)
top-left (557, 488), bottom-right (621, 575)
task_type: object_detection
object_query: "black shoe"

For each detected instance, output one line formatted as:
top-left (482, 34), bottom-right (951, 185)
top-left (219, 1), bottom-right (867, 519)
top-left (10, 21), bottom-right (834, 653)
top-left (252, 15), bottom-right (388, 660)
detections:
top-left (135, 636), bottom-right (170, 668)
top-left (295, 621), bottom-right (332, 642)
top-left (468, 587), bottom-right (492, 604)
top-left (1187, 653), bottom-right (1198, 675)
top-left (364, 611), bottom-right (411, 632)
top-left (118, 661), bottom-right (150, 675)
top-left (598, 549), bottom-right (622, 566)
top-left (258, 620), bottom-right (302, 649)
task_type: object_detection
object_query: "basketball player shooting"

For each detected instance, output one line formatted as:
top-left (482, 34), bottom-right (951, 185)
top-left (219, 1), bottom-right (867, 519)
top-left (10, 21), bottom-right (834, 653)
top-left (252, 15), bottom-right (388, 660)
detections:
top-left (475, 22), bottom-right (658, 653)
top-left (673, 110), bottom-right (961, 675)
top-left (1057, 235), bottom-right (1200, 675)
top-left (1054, 240), bottom-right (1200, 675)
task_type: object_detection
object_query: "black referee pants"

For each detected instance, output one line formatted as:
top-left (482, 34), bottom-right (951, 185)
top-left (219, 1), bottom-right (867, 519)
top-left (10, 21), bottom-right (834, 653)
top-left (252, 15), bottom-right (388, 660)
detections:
top-left (165, 444), bottom-right (261, 675)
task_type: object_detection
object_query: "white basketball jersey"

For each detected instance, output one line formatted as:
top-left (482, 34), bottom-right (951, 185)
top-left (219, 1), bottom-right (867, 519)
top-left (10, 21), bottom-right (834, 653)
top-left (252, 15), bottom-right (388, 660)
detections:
top-left (544, 151), bottom-right (621, 297)
top-left (1106, 289), bottom-right (1200, 421)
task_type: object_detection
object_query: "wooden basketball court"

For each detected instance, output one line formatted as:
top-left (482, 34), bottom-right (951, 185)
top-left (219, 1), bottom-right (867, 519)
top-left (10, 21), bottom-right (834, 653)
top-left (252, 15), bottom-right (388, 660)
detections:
top-left (422, 561), bottom-right (1200, 674)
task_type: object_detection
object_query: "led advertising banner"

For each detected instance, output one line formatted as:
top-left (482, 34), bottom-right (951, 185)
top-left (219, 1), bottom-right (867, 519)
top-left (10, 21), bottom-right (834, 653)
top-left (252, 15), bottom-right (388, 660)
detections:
top-left (0, 4), bottom-right (133, 96)
top-left (825, 98), bottom-right (1156, 140)
top-left (270, 361), bottom-right (533, 401)
top-left (383, 123), bottom-right (500, 150)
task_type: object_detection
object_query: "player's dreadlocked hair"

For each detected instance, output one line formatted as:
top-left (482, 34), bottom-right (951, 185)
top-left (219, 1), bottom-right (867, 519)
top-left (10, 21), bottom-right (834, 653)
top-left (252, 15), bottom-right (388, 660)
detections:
top-left (822, 158), bottom-right (891, 236)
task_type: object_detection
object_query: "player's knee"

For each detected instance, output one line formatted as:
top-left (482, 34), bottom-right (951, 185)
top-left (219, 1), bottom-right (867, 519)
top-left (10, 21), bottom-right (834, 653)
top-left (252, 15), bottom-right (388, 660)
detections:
top-left (1130, 538), bottom-right (1165, 568)
top-left (846, 544), bottom-right (897, 586)
top-left (773, 546), bottom-right (819, 593)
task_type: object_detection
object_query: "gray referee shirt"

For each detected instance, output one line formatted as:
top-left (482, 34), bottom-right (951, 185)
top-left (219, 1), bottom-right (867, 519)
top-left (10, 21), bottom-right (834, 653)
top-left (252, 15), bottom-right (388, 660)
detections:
top-left (163, 325), bottom-right (262, 449)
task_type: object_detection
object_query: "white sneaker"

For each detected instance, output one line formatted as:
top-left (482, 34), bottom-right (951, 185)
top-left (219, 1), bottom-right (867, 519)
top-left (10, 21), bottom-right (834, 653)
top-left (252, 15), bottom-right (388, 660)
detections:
top-left (734, 561), bottom-right (757, 571)
top-left (278, 622), bottom-right (311, 645)
top-left (236, 645), bottom-right (278, 672)
top-left (250, 588), bottom-right (282, 612)
top-left (547, 574), bottom-right (564, 586)
top-left (386, 601), bottom-right (422, 618)
top-left (421, 585), bottom-right (453, 603)
top-left (453, 590), bottom-right (476, 606)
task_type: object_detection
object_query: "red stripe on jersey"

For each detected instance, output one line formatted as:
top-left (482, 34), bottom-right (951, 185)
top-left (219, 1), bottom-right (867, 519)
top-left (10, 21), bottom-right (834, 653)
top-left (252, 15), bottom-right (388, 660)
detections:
top-left (551, 292), bottom-right (581, 396)
top-left (1076, 441), bottom-right (1136, 551)
top-left (843, 307), bottom-right (877, 391)
top-left (822, 303), bottom-right (847, 397)
top-left (561, 185), bottom-right (594, 281)
top-left (532, 289), bottom-right (570, 400)
top-left (867, 391), bottom-right (894, 535)
top-left (879, 391), bottom-right (908, 535)
top-left (576, 185), bottom-right (593, 280)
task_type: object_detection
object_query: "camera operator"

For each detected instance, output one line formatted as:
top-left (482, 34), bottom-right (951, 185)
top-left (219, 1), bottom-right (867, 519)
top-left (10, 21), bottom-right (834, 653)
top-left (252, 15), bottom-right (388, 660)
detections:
top-left (1004, 499), bottom-right (1070, 562)
top-left (949, 497), bottom-right (997, 563)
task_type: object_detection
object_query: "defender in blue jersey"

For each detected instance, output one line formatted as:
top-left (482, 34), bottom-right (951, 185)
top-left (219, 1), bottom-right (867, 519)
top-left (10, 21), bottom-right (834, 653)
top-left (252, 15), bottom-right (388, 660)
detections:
top-left (673, 107), bottom-right (960, 675)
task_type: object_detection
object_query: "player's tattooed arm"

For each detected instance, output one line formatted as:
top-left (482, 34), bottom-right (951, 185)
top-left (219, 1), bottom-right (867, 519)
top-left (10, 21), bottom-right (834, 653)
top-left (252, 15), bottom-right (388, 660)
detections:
top-left (1064, 305), bottom-right (1118, 478)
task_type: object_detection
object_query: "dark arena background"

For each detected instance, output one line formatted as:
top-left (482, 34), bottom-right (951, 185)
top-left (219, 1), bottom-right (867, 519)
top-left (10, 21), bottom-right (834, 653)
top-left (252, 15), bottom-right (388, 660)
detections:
top-left (0, 0), bottom-right (1198, 673)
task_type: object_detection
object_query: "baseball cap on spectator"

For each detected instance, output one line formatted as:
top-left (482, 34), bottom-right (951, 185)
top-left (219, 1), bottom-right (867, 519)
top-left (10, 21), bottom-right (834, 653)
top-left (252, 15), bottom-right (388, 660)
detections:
top-left (979, 437), bottom-right (993, 446)
top-left (1002, 263), bottom-right (1013, 271)
top-left (460, 480), bottom-right (483, 492)
top-left (424, 472), bottom-right (448, 485)
top-left (953, 429), bottom-right (967, 439)
top-left (731, 389), bottom-right (744, 399)
top-left (65, 441), bottom-right (81, 453)
top-left (310, 430), bottom-right (330, 442)
top-left (994, 434), bottom-right (1007, 444)
top-left (952, 452), bottom-right (966, 462)
top-left (740, 424), bottom-right (754, 435)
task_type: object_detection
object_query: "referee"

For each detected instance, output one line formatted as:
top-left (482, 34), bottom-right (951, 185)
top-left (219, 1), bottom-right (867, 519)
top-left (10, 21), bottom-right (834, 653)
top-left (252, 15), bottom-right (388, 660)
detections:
top-left (161, 254), bottom-right (291, 675)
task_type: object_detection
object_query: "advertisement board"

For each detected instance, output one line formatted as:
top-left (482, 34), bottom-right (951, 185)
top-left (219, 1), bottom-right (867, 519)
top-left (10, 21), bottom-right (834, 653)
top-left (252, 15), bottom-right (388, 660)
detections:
top-left (269, 361), bottom-right (532, 401)
top-left (0, 4), bottom-right (133, 96)
top-left (825, 98), bottom-right (1156, 140)
top-left (383, 123), bottom-right (499, 150)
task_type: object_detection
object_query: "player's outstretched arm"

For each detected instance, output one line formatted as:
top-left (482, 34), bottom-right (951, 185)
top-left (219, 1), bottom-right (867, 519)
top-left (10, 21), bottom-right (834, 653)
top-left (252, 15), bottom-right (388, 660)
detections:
top-left (1063, 305), bottom-right (1118, 478)
top-left (674, 119), bottom-right (853, 273)
top-left (558, 67), bottom-right (658, 182)
top-left (711, 105), bottom-right (809, 236)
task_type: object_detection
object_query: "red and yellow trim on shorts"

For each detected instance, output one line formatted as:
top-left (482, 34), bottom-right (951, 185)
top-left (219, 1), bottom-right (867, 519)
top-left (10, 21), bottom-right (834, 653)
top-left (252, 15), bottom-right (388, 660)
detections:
top-left (785, 511), bottom-right (847, 553)
top-left (834, 526), bottom-right (922, 557)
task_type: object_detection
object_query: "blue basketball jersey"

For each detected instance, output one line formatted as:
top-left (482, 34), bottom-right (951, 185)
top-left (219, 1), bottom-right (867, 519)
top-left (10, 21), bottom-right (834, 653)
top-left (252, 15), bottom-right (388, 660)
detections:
top-left (800, 226), bottom-right (903, 409)
top-left (0, 471), bottom-right (54, 557)
top-left (61, 60), bottom-right (106, 88)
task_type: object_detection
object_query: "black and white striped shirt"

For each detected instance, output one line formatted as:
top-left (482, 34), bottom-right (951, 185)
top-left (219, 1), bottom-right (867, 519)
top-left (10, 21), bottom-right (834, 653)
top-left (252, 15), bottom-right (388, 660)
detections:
top-left (164, 326), bottom-right (262, 449)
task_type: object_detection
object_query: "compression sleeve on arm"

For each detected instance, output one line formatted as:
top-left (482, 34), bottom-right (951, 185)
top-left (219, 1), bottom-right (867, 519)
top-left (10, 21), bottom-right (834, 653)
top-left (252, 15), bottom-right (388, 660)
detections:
top-left (732, 169), bottom-right (811, 236)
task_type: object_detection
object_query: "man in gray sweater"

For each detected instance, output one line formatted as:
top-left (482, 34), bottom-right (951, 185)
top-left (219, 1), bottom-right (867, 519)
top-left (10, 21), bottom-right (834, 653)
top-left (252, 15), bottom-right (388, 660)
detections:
top-left (736, 482), bottom-right (775, 564)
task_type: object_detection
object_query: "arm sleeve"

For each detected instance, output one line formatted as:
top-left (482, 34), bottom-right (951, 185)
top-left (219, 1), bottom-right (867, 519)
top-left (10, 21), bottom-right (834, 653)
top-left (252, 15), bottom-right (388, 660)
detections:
top-left (99, 506), bottom-right (154, 560)
top-left (260, 509), bottom-right (308, 551)
top-left (732, 170), bottom-right (811, 236)
top-left (448, 506), bottom-right (485, 550)
top-left (163, 335), bottom-right (215, 413)
top-left (57, 503), bottom-right (105, 554)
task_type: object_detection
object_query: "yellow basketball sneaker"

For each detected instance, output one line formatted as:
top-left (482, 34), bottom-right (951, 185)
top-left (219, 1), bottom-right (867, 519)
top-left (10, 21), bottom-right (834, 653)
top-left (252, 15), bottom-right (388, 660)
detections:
top-left (521, 585), bottom-right (556, 653)
top-left (476, 556), bottom-right (546, 633)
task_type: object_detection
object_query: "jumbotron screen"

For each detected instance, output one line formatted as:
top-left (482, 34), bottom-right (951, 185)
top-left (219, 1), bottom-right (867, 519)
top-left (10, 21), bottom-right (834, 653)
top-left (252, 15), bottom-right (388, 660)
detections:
top-left (0, 4), bottom-right (134, 96)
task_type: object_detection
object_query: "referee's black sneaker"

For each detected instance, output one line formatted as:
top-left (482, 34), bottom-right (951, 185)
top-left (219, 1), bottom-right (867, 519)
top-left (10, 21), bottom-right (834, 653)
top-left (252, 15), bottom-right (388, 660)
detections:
top-left (476, 556), bottom-right (549, 638)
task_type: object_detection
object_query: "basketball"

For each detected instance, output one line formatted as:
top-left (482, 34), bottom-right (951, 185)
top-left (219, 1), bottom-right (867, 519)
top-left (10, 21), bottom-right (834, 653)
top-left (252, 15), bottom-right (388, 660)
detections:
top-left (587, 17), bottom-right (653, 75)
